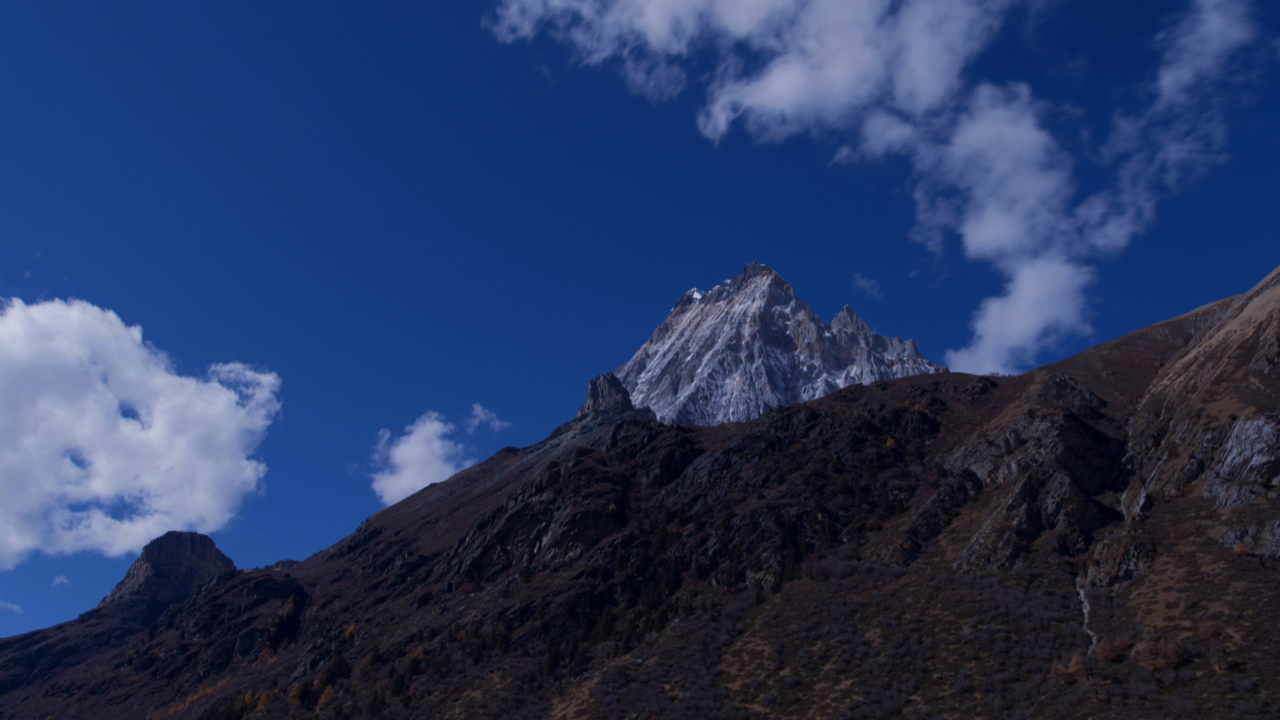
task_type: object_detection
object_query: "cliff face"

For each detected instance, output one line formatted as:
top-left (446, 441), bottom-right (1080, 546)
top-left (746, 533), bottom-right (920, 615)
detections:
top-left (616, 263), bottom-right (945, 425)
top-left (3, 267), bottom-right (1280, 719)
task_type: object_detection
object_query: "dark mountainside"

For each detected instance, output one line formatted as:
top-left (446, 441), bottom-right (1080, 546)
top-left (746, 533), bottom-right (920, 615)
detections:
top-left (2, 266), bottom-right (1280, 719)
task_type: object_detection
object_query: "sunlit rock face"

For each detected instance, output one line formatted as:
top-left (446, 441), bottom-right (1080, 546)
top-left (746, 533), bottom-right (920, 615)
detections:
top-left (616, 262), bottom-right (946, 425)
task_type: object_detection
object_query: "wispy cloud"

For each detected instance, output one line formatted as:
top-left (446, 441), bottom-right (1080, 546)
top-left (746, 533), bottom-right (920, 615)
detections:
top-left (491, 0), bottom-right (1262, 373)
top-left (853, 273), bottom-right (883, 301)
top-left (465, 403), bottom-right (512, 434)
top-left (51, 575), bottom-right (69, 588)
top-left (940, 0), bottom-right (1257, 372)
top-left (1155, 0), bottom-right (1255, 110)
top-left (0, 599), bottom-right (21, 614)
top-left (370, 413), bottom-right (475, 506)
top-left (0, 299), bottom-right (281, 570)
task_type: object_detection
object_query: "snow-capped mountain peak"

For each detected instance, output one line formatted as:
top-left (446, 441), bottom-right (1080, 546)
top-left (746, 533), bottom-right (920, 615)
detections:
top-left (616, 263), bottom-right (946, 425)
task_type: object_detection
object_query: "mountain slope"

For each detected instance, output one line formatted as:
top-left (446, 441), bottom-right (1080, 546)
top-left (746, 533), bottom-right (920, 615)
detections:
top-left (616, 263), bottom-right (945, 425)
top-left (2, 266), bottom-right (1280, 719)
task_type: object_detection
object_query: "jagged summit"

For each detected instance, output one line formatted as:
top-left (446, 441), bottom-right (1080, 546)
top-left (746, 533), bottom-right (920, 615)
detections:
top-left (616, 263), bottom-right (946, 425)
top-left (575, 373), bottom-right (635, 419)
top-left (100, 531), bottom-right (235, 609)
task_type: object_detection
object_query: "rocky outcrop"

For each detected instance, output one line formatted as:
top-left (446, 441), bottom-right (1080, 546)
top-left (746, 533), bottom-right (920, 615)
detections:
top-left (100, 532), bottom-right (236, 611)
top-left (575, 373), bottom-right (635, 419)
top-left (616, 263), bottom-right (945, 425)
top-left (1203, 413), bottom-right (1280, 507)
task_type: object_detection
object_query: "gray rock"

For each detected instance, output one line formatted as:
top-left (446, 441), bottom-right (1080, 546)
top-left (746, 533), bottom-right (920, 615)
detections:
top-left (1204, 414), bottom-right (1280, 507)
top-left (576, 373), bottom-right (634, 418)
top-left (1218, 520), bottom-right (1280, 558)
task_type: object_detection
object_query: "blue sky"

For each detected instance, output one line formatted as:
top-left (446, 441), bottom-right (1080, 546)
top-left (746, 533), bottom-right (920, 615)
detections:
top-left (0, 0), bottom-right (1277, 636)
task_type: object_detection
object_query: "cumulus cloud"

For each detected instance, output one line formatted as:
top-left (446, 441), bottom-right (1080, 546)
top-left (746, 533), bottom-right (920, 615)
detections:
top-left (465, 403), bottom-right (512, 434)
top-left (0, 599), bottom-right (20, 614)
top-left (491, 0), bottom-right (1261, 373)
top-left (51, 575), bottom-right (69, 588)
top-left (0, 299), bottom-right (281, 571)
top-left (371, 413), bottom-right (475, 506)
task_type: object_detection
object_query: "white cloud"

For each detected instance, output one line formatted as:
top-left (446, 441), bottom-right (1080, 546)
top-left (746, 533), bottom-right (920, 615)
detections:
top-left (0, 599), bottom-right (20, 614)
top-left (370, 404), bottom-right (506, 503)
top-left (945, 256), bottom-right (1093, 374)
top-left (0, 299), bottom-right (281, 571)
top-left (370, 413), bottom-right (475, 506)
top-left (493, 0), bottom-right (1015, 140)
top-left (924, 84), bottom-right (1075, 267)
top-left (465, 403), bottom-right (512, 434)
top-left (939, 0), bottom-right (1256, 371)
top-left (492, 0), bottom-right (1261, 373)
top-left (51, 575), bottom-right (69, 588)
top-left (852, 273), bottom-right (883, 301)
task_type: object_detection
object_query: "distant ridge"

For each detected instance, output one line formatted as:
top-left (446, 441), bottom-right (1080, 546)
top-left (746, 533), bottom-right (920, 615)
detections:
top-left (616, 263), bottom-right (945, 425)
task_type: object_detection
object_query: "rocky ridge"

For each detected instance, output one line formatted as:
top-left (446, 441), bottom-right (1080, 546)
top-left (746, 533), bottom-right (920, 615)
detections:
top-left (616, 263), bottom-right (945, 425)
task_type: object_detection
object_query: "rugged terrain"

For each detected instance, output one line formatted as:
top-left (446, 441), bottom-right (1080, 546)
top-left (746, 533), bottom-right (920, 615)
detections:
top-left (617, 263), bottom-right (944, 425)
top-left (1, 266), bottom-right (1279, 719)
